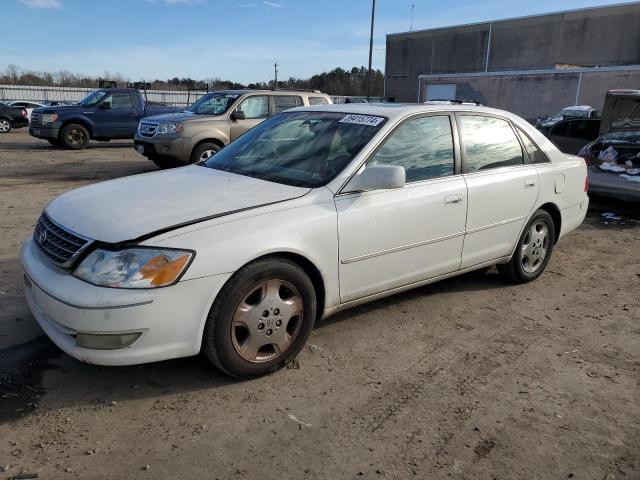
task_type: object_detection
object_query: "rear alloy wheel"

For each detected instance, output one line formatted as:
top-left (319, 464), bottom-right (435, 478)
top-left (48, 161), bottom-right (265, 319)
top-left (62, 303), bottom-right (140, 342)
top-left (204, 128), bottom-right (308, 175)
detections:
top-left (498, 209), bottom-right (555, 283)
top-left (61, 123), bottom-right (89, 149)
top-left (202, 258), bottom-right (317, 378)
top-left (190, 142), bottom-right (221, 164)
top-left (0, 119), bottom-right (12, 133)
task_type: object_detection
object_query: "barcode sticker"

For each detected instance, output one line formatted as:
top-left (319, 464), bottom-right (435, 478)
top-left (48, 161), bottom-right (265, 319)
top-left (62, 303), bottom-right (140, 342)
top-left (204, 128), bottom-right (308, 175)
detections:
top-left (339, 114), bottom-right (385, 126)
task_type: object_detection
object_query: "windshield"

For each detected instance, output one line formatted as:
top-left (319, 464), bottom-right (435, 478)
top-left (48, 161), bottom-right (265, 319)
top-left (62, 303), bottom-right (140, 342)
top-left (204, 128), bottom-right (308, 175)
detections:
top-left (79, 90), bottom-right (107, 106)
top-left (560, 108), bottom-right (589, 119)
top-left (187, 92), bottom-right (239, 115)
top-left (204, 111), bottom-right (387, 187)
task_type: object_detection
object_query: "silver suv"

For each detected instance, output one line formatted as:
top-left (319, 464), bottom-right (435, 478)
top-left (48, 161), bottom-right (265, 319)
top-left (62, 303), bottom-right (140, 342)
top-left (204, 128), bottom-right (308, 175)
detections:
top-left (134, 89), bottom-right (332, 168)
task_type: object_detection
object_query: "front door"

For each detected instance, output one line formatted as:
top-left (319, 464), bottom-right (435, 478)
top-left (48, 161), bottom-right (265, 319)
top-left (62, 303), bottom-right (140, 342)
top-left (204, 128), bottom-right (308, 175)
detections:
top-left (456, 114), bottom-right (540, 268)
top-left (95, 92), bottom-right (138, 137)
top-left (229, 95), bottom-right (269, 141)
top-left (336, 114), bottom-right (467, 303)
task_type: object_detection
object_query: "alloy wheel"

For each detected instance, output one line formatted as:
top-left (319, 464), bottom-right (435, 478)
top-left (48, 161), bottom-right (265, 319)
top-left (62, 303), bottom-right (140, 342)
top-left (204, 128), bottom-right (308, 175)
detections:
top-left (0, 120), bottom-right (10, 132)
top-left (521, 221), bottom-right (549, 273)
top-left (231, 279), bottom-right (304, 363)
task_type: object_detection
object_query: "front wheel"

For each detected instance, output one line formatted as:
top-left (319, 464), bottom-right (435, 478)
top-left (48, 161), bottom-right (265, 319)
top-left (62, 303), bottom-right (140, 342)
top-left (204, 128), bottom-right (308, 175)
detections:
top-left (190, 142), bottom-right (221, 164)
top-left (0, 119), bottom-right (12, 133)
top-left (202, 258), bottom-right (317, 378)
top-left (60, 123), bottom-right (89, 149)
top-left (498, 209), bottom-right (555, 283)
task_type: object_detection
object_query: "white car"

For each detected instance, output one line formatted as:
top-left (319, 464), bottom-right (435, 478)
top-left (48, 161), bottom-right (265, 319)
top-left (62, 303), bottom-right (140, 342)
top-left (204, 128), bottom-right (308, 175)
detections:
top-left (21, 104), bottom-right (589, 378)
top-left (8, 101), bottom-right (46, 122)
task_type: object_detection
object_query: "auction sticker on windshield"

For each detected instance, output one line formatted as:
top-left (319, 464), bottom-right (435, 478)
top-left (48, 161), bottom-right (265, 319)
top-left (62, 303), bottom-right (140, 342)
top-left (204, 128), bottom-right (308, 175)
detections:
top-left (339, 114), bottom-right (385, 127)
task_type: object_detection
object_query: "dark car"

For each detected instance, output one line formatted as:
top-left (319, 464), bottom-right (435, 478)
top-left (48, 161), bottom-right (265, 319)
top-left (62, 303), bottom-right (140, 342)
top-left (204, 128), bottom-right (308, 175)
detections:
top-left (548, 90), bottom-right (640, 202)
top-left (536, 105), bottom-right (601, 136)
top-left (0, 102), bottom-right (29, 133)
top-left (29, 88), bottom-right (182, 149)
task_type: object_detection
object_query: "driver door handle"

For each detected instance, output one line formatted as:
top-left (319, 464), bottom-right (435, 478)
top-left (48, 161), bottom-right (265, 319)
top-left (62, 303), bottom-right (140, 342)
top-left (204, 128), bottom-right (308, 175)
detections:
top-left (524, 178), bottom-right (536, 188)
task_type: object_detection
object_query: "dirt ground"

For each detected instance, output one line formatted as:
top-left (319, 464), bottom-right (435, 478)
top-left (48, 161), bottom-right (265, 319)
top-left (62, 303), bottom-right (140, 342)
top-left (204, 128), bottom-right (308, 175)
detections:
top-left (0, 130), bottom-right (638, 480)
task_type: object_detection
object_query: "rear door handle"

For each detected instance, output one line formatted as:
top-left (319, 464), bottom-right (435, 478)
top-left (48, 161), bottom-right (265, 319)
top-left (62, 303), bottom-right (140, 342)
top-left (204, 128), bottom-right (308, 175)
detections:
top-left (524, 178), bottom-right (536, 188)
top-left (444, 194), bottom-right (462, 206)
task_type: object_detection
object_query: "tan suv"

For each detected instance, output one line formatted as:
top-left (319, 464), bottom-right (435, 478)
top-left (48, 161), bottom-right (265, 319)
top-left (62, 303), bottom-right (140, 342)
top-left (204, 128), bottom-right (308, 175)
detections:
top-left (133, 89), bottom-right (332, 168)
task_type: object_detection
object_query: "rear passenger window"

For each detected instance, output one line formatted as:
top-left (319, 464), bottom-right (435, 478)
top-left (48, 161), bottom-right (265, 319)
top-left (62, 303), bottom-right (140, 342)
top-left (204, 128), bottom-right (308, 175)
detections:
top-left (460, 116), bottom-right (524, 172)
top-left (274, 96), bottom-right (303, 113)
top-left (517, 127), bottom-right (548, 164)
top-left (369, 115), bottom-right (455, 183)
top-left (308, 96), bottom-right (329, 105)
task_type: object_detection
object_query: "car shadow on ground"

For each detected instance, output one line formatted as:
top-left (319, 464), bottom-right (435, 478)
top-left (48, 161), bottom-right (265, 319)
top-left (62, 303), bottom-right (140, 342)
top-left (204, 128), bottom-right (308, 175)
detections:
top-left (0, 138), bottom-right (134, 151)
top-left (0, 267), bottom-right (509, 425)
top-left (1, 160), bottom-right (157, 184)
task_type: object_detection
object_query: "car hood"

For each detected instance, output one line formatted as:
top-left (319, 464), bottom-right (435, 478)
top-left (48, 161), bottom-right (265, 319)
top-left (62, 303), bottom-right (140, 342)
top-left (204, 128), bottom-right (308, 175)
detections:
top-left (34, 105), bottom-right (82, 114)
top-left (45, 166), bottom-right (310, 243)
top-left (600, 90), bottom-right (640, 135)
top-left (142, 111), bottom-right (224, 123)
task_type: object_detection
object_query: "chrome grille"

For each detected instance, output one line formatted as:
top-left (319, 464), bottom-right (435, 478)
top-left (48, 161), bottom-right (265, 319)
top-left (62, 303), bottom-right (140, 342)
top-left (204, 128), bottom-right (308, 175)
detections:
top-left (139, 121), bottom-right (158, 137)
top-left (30, 111), bottom-right (42, 126)
top-left (33, 213), bottom-right (90, 267)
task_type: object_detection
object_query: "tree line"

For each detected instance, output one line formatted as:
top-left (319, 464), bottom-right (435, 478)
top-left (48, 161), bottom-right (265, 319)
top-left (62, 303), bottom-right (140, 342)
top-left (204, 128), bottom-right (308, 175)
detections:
top-left (0, 64), bottom-right (385, 97)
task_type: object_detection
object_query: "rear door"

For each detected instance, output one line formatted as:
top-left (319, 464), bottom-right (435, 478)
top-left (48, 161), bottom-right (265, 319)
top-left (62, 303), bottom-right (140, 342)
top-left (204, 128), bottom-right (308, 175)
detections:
top-left (229, 95), bottom-right (270, 140)
top-left (336, 114), bottom-right (467, 302)
top-left (457, 114), bottom-right (539, 269)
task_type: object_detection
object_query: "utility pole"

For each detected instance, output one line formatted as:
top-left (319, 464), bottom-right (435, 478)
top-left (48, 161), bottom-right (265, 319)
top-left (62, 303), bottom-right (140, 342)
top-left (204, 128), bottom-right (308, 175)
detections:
top-left (410, 3), bottom-right (415, 31)
top-left (366, 0), bottom-right (376, 101)
top-left (274, 62), bottom-right (279, 90)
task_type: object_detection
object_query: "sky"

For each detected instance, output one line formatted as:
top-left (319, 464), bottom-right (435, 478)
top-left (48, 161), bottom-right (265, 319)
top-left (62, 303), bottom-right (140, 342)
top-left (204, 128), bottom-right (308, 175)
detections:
top-left (1, 0), bottom-right (637, 84)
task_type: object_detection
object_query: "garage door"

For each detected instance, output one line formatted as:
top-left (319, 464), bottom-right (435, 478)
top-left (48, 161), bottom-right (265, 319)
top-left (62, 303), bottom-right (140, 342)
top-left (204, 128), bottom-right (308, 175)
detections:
top-left (425, 84), bottom-right (456, 101)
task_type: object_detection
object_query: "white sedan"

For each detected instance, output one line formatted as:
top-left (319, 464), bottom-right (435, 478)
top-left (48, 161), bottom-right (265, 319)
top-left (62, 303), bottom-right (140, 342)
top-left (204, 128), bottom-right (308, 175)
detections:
top-left (21, 104), bottom-right (588, 378)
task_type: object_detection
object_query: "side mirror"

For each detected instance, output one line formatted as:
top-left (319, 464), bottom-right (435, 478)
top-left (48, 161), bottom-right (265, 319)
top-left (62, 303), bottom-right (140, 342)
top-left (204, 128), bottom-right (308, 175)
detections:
top-left (100, 102), bottom-right (111, 110)
top-left (343, 164), bottom-right (406, 193)
top-left (231, 110), bottom-right (245, 121)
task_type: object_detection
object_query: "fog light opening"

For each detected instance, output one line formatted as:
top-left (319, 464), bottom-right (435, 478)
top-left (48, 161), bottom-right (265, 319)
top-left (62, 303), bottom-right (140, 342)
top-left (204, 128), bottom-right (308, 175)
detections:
top-left (76, 332), bottom-right (142, 350)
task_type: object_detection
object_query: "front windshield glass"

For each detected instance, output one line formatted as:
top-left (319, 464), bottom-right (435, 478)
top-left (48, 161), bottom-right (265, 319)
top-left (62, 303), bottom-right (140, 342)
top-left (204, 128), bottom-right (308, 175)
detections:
top-left (79, 90), bottom-right (107, 106)
top-left (187, 92), bottom-right (239, 115)
top-left (560, 108), bottom-right (589, 119)
top-left (204, 111), bottom-right (387, 187)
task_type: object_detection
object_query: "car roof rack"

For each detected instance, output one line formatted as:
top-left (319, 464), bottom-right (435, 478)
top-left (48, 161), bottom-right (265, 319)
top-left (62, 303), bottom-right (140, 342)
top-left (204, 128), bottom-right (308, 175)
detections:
top-left (426, 98), bottom-right (483, 105)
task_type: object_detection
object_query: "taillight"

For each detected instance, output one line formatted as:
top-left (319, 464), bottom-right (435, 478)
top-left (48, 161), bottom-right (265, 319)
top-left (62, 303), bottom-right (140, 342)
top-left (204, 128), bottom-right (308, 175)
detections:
top-left (21, 109), bottom-right (27, 118)
top-left (584, 175), bottom-right (589, 192)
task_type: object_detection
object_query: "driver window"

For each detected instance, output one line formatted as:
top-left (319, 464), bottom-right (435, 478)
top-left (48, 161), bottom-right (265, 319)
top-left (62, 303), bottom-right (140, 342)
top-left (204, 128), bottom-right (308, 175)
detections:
top-left (368, 115), bottom-right (455, 182)
top-left (236, 96), bottom-right (268, 119)
top-left (104, 93), bottom-right (133, 110)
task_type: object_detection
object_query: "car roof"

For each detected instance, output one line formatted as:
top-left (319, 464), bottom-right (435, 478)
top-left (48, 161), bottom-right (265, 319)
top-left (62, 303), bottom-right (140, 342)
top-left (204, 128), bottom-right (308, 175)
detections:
top-left (293, 102), bottom-right (517, 121)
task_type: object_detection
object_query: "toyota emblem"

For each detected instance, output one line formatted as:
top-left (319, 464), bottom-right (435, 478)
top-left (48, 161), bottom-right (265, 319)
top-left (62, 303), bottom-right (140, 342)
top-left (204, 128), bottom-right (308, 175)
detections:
top-left (37, 228), bottom-right (47, 245)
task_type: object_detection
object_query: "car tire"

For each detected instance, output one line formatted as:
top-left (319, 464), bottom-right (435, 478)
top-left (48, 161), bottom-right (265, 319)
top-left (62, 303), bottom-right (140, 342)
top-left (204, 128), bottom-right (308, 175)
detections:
top-left (498, 209), bottom-right (555, 284)
top-left (47, 138), bottom-right (62, 147)
top-left (60, 124), bottom-right (89, 149)
top-left (150, 157), bottom-right (183, 169)
top-left (202, 257), bottom-right (317, 379)
top-left (190, 142), bottom-right (221, 164)
top-left (0, 118), bottom-right (12, 133)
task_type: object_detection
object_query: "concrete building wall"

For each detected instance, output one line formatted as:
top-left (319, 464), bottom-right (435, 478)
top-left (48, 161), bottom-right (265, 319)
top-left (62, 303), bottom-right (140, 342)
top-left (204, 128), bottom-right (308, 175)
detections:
top-left (385, 2), bottom-right (640, 117)
top-left (416, 69), bottom-right (640, 121)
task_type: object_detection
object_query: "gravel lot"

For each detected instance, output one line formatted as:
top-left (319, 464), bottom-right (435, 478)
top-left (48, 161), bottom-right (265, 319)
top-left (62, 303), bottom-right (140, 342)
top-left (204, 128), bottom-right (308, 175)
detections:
top-left (0, 130), bottom-right (638, 479)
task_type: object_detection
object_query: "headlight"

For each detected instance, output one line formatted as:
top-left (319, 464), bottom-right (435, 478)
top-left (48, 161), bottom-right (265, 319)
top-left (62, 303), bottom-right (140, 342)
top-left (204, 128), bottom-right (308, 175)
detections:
top-left (156, 122), bottom-right (180, 135)
top-left (42, 113), bottom-right (58, 123)
top-left (74, 248), bottom-right (193, 289)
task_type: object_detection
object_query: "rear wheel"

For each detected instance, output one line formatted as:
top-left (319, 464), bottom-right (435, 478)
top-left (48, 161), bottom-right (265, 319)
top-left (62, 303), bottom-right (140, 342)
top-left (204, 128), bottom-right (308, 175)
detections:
top-left (60, 123), bottom-right (89, 149)
top-left (498, 209), bottom-right (555, 283)
top-left (202, 258), bottom-right (317, 378)
top-left (190, 142), bottom-right (221, 164)
top-left (0, 119), bottom-right (12, 133)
